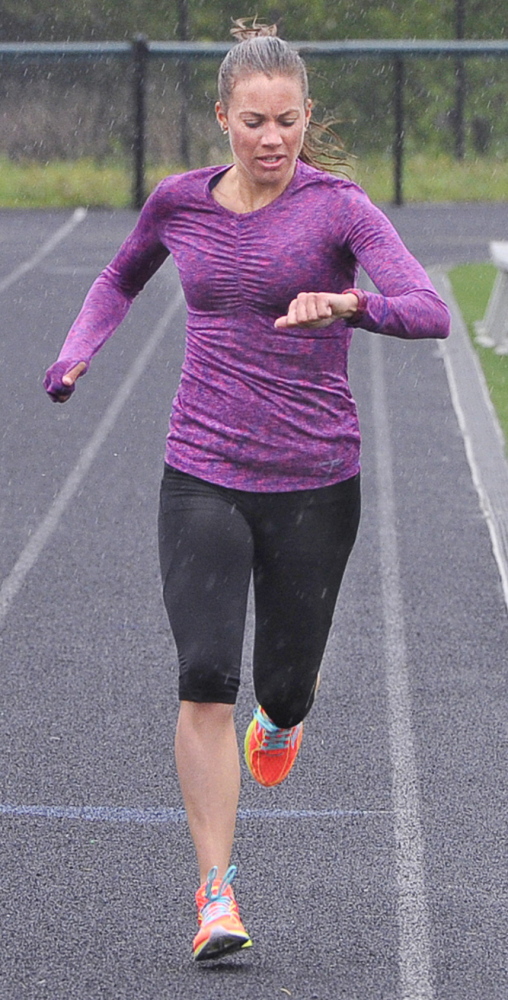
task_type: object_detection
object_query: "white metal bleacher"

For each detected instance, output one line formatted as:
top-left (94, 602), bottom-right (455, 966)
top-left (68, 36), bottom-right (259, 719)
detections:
top-left (475, 241), bottom-right (508, 355)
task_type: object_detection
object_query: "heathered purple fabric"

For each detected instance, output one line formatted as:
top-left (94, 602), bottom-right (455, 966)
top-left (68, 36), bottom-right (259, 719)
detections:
top-left (50, 160), bottom-right (450, 491)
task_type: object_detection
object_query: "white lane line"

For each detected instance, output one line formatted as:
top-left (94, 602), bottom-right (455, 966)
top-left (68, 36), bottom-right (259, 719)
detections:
top-left (0, 207), bottom-right (87, 294)
top-left (370, 334), bottom-right (434, 1000)
top-left (430, 267), bottom-right (508, 612)
top-left (0, 290), bottom-right (184, 629)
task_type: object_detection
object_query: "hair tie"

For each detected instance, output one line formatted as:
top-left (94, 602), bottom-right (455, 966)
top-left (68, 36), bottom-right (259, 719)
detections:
top-left (230, 17), bottom-right (278, 41)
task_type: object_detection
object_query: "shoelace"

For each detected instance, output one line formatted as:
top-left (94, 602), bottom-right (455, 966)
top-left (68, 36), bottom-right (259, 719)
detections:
top-left (254, 706), bottom-right (297, 751)
top-left (201, 865), bottom-right (238, 924)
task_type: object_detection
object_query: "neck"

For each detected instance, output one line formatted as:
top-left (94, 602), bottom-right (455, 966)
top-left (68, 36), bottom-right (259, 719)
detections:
top-left (215, 163), bottom-right (296, 214)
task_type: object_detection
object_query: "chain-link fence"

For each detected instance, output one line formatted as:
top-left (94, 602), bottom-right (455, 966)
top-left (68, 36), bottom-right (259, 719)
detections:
top-left (1, 39), bottom-right (507, 206)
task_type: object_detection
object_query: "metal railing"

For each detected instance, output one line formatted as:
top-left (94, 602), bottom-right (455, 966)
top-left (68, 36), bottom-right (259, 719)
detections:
top-left (1, 38), bottom-right (507, 208)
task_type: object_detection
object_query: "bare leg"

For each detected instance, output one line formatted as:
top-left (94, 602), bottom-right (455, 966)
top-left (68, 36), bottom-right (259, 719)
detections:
top-left (175, 701), bottom-right (240, 883)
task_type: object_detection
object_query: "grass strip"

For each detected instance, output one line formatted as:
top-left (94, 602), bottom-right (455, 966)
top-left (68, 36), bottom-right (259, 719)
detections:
top-left (357, 153), bottom-right (508, 204)
top-left (448, 263), bottom-right (508, 449)
top-left (0, 153), bottom-right (507, 208)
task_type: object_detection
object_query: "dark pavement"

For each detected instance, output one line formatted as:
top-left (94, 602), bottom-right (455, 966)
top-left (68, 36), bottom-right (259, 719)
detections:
top-left (0, 202), bottom-right (507, 1000)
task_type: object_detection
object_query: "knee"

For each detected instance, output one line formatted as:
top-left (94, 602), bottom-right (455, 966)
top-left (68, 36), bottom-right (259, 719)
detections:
top-left (262, 700), bottom-right (309, 729)
top-left (178, 700), bottom-right (235, 727)
top-left (258, 678), bottom-right (317, 730)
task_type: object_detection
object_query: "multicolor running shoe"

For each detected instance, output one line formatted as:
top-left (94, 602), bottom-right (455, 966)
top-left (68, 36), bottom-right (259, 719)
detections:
top-left (244, 705), bottom-right (303, 787)
top-left (193, 865), bottom-right (252, 961)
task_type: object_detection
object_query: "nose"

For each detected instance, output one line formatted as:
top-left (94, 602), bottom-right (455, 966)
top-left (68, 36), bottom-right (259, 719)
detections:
top-left (260, 121), bottom-right (283, 146)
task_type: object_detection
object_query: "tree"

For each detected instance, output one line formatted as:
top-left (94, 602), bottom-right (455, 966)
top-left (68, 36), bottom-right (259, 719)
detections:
top-left (1, 0), bottom-right (506, 42)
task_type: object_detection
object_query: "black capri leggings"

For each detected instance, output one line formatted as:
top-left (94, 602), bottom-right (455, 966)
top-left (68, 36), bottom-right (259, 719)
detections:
top-left (158, 464), bottom-right (360, 729)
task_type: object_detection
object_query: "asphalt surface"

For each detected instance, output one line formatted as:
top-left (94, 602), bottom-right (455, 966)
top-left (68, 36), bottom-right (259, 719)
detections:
top-left (1, 202), bottom-right (508, 1000)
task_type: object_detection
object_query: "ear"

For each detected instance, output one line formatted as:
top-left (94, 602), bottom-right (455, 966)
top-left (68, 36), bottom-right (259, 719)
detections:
top-left (304, 98), bottom-right (313, 128)
top-left (215, 101), bottom-right (228, 132)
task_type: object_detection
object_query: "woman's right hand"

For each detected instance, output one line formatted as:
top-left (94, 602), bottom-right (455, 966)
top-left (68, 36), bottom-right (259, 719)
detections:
top-left (274, 291), bottom-right (359, 330)
top-left (43, 360), bottom-right (88, 403)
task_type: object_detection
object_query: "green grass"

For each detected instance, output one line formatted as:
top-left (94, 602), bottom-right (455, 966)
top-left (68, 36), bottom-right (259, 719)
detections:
top-left (356, 153), bottom-right (508, 203)
top-left (0, 158), bottom-right (130, 208)
top-left (448, 263), bottom-right (508, 449)
top-left (0, 158), bottom-right (181, 209)
top-left (0, 152), bottom-right (507, 208)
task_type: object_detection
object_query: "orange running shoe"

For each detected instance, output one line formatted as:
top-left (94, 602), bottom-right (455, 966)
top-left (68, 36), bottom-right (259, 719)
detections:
top-left (193, 865), bottom-right (252, 962)
top-left (244, 706), bottom-right (303, 787)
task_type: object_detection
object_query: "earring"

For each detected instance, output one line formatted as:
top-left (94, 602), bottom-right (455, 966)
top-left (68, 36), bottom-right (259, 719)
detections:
top-left (221, 126), bottom-right (228, 134)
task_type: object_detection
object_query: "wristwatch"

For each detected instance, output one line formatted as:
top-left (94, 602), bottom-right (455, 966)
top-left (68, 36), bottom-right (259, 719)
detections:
top-left (342, 287), bottom-right (368, 319)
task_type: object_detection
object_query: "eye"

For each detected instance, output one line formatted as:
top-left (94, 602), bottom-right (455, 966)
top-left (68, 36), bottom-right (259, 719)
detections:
top-left (244, 120), bottom-right (263, 129)
top-left (280, 119), bottom-right (297, 128)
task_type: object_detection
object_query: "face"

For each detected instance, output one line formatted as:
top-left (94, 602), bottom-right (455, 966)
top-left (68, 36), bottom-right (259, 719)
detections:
top-left (216, 73), bottom-right (312, 192)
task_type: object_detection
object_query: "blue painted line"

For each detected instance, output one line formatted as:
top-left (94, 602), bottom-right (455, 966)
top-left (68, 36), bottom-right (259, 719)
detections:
top-left (239, 807), bottom-right (385, 819)
top-left (0, 803), bottom-right (388, 825)
top-left (0, 803), bottom-right (186, 824)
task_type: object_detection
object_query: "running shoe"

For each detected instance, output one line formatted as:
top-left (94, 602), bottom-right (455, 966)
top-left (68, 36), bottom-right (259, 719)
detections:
top-left (244, 705), bottom-right (303, 787)
top-left (193, 865), bottom-right (252, 961)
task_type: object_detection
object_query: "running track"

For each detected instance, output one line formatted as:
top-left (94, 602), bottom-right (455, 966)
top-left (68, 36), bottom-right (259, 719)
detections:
top-left (1, 203), bottom-right (508, 1000)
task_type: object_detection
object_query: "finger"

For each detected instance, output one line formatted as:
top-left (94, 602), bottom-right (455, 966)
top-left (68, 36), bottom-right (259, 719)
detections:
top-left (62, 361), bottom-right (87, 387)
top-left (285, 297), bottom-right (300, 326)
top-left (295, 293), bottom-right (318, 325)
top-left (274, 315), bottom-right (289, 329)
top-left (316, 293), bottom-right (334, 318)
top-left (274, 293), bottom-right (333, 330)
top-left (48, 384), bottom-right (74, 403)
top-left (274, 298), bottom-right (299, 329)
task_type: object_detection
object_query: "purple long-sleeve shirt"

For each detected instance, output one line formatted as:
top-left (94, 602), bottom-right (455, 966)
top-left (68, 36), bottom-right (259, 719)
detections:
top-left (49, 160), bottom-right (450, 490)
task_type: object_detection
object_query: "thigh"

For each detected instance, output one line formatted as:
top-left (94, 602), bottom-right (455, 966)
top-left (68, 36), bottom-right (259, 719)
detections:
top-left (158, 466), bottom-right (254, 703)
top-left (252, 475), bottom-right (361, 725)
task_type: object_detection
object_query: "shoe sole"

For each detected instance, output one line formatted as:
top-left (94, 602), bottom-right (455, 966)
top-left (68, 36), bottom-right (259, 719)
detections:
top-left (244, 717), bottom-right (258, 782)
top-left (194, 930), bottom-right (253, 962)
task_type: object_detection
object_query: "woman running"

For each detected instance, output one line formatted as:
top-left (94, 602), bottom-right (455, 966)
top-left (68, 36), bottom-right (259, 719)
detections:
top-left (44, 18), bottom-right (450, 962)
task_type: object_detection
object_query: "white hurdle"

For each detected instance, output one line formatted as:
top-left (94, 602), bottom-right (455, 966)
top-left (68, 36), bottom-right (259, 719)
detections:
top-left (475, 240), bottom-right (508, 355)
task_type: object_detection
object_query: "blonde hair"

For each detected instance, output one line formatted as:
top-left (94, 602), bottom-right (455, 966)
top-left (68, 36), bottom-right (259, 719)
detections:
top-left (218, 18), bottom-right (350, 177)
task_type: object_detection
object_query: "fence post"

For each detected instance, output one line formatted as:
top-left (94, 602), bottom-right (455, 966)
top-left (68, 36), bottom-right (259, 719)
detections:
top-left (454, 0), bottom-right (466, 159)
top-left (393, 56), bottom-right (405, 206)
top-left (177, 0), bottom-right (191, 168)
top-left (132, 35), bottom-right (148, 210)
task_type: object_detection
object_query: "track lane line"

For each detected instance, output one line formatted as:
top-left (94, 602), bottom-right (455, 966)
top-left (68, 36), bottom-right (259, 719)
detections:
top-left (370, 333), bottom-right (435, 1000)
top-left (0, 207), bottom-right (87, 294)
top-left (0, 802), bottom-right (390, 824)
top-left (0, 289), bottom-right (184, 629)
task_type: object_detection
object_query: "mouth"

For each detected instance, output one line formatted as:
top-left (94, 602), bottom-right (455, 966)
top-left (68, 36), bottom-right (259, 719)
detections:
top-left (257, 155), bottom-right (286, 168)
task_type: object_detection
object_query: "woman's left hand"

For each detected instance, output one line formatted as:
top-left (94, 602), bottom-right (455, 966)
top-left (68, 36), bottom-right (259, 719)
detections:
top-left (274, 291), bottom-right (358, 329)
